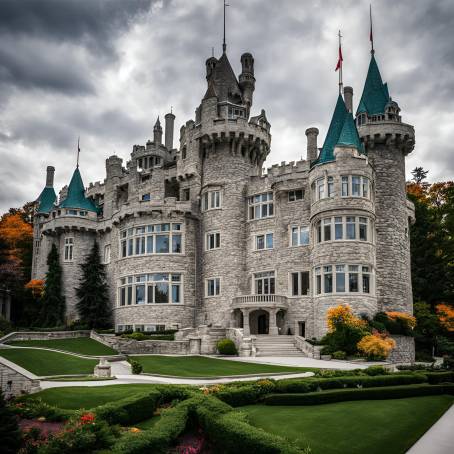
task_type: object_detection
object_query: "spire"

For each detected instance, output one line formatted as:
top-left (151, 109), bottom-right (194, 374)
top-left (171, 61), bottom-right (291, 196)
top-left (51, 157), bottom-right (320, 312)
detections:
top-left (154, 116), bottom-right (162, 130)
top-left (356, 54), bottom-right (390, 116)
top-left (153, 116), bottom-right (163, 144)
top-left (337, 112), bottom-right (364, 152)
top-left (59, 167), bottom-right (97, 212)
top-left (76, 137), bottom-right (80, 168)
top-left (370, 4), bottom-right (375, 55)
top-left (316, 94), bottom-right (348, 164)
top-left (223, 0), bottom-right (229, 53)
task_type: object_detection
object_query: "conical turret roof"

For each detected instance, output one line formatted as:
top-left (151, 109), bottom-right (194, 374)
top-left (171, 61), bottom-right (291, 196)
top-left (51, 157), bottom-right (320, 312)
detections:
top-left (356, 55), bottom-right (390, 116)
top-left (59, 167), bottom-right (97, 212)
top-left (336, 112), bottom-right (364, 152)
top-left (37, 187), bottom-right (56, 214)
top-left (208, 52), bottom-right (242, 103)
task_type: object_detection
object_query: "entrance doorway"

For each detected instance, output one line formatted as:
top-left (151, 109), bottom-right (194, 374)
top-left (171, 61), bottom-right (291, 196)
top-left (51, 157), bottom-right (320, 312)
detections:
top-left (298, 321), bottom-right (306, 338)
top-left (249, 309), bottom-right (269, 334)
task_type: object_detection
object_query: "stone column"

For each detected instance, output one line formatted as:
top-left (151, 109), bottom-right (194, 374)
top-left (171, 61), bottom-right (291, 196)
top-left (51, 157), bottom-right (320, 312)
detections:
top-left (269, 308), bottom-right (279, 335)
top-left (242, 308), bottom-right (250, 336)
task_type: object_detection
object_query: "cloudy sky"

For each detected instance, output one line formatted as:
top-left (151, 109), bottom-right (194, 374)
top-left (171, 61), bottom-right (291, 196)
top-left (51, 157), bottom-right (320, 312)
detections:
top-left (0, 0), bottom-right (453, 213)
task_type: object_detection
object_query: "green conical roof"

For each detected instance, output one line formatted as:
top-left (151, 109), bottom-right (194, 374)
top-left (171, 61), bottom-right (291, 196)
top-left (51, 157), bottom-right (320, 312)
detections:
top-left (337, 112), bottom-right (365, 153)
top-left (316, 94), bottom-right (348, 164)
top-left (356, 54), bottom-right (390, 116)
top-left (59, 167), bottom-right (97, 212)
top-left (37, 187), bottom-right (57, 214)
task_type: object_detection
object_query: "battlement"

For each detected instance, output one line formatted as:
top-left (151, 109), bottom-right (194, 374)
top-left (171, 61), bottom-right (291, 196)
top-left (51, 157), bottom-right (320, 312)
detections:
top-left (266, 159), bottom-right (309, 177)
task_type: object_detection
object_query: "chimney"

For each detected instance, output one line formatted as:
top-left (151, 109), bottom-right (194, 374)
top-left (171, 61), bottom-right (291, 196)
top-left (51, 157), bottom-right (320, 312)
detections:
top-left (305, 127), bottom-right (319, 162)
top-left (164, 111), bottom-right (175, 150)
top-left (344, 86), bottom-right (353, 113)
top-left (46, 166), bottom-right (55, 187)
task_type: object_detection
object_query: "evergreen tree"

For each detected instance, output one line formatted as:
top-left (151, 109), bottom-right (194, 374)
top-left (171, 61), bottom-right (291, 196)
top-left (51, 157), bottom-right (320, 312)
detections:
top-left (39, 243), bottom-right (65, 327)
top-left (0, 392), bottom-right (22, 454)
top-left (76, 242), bottom-right (111, 328)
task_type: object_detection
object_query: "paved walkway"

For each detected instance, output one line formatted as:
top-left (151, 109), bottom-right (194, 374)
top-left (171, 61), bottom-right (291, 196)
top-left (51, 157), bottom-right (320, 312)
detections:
top-left (406, 404), bottom-right (454, 454)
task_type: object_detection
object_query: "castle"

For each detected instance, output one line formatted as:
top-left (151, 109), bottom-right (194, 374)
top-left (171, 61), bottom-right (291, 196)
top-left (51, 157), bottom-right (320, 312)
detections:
top-left (31, 32), bottom-right (415, 345)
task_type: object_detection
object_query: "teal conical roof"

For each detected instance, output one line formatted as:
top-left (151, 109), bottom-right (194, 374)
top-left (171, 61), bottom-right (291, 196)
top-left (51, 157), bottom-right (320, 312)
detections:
top-left (59, 167), bottom-right (97, 212)
top-left (37, 187), bottom-right (56, 214)
top-left (316, 94), bottom-right (348, 164)
top-left (356, 54), bottom-right (390, 116)
top-left (337, 112), bottom-right (364, 153)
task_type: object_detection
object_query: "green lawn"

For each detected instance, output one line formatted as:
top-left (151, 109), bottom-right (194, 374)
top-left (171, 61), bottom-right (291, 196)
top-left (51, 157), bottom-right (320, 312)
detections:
top-left (0, 348), bottom-right (98, 376)
top-left (241, 396), bottom-right (454, 454)
top-left (27, 384), bottom-right (160, 409)
top-left (7, 337), bottom-right (117, 356)
top-left (133, 355), bottom-right (316, 377)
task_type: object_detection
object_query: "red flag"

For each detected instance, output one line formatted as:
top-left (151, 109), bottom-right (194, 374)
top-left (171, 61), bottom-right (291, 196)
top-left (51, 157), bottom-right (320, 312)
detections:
top-left (335, 45), bottom-right (343, 71)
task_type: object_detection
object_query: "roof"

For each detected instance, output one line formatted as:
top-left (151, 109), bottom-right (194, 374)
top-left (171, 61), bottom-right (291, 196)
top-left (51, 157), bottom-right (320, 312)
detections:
top-left (59, 167), bottom-right (98, 212)
top-left (208, 52), bottom-right (243, 104)
top-left (316, 94), bottom-right (348, 164)
top-left (356, 54), bottom-right (390, 116)
top-left (337, 112), bottom-right (364, 152)
top-left (37, 186), bottom-right (57, 214)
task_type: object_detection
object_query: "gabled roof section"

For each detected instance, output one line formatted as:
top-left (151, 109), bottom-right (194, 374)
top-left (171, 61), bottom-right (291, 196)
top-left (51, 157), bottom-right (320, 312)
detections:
top-left (37, 187), bottom-right (56, 214)
top-left (59, 168), bottom-right (97, 212)
top-left (356, 55), bottom-right (390, 116)
top-left (209, 53), bottom-right (242, 103)
top-left (337, 112), bottom-right (365, 153)
top-left (316, 94), bottom-right (348, 164)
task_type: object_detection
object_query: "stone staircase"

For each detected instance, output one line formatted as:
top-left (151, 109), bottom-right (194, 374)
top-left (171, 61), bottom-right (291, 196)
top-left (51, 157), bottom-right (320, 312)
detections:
top-left (254, 335), bottom-right (304, 357)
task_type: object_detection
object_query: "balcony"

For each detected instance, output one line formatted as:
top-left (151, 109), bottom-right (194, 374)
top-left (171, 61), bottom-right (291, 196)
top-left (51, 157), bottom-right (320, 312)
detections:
top-left (232, 294), bottom-right (288, 310)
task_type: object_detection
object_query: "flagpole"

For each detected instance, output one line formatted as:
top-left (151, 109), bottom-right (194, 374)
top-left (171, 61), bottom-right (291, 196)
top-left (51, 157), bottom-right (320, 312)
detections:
top-left (338, 30), bottom-right (343, 95)
top-left (223, 0), bottom-right (229, 53)
top-left (370, 4), bottom-right (375, 55)
top-left (77, 137), bottom-right (80, 168)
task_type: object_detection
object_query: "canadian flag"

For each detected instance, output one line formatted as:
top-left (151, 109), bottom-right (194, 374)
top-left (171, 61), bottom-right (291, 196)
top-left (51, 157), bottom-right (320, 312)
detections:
top-left (335, 44), bottom-right (343, 71)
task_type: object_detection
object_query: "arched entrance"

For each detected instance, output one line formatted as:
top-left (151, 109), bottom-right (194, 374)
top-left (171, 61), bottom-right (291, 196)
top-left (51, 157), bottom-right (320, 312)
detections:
top-left (249, 309), bottom-right (269, 334)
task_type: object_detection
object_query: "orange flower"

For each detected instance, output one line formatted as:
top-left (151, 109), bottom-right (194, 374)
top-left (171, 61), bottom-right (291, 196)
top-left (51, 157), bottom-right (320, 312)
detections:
top-left (357, 333), bottom-right (396, 359)
top-left (385, 311), bottom-right (417, 329)
top-left (327, 304), bottom-right (367, 332)
top-left (25, 279), bottom-right (45, 297)
top-left (130, 427), bottom-right (141, 433)
top-left (436, 304), bottom-right (454, 332)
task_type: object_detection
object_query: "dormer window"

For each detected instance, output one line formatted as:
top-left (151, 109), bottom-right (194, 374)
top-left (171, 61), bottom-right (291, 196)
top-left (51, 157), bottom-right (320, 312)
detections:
top-left (357, 114), bottom-right (366, 126)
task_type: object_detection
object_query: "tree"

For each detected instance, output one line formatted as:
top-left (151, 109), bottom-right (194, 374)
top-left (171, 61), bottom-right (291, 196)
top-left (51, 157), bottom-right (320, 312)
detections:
top-left (411, 166), bottom-right (429, 184)
top-left (76, 242), bottom-right (111, 329)
top-left (0, 392), bottom-right (22, 454)
top-left (39, 244), bottom-right (65, 327)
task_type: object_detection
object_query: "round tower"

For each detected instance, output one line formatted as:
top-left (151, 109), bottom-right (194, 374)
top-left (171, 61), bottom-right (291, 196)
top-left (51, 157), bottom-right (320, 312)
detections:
top-left (239, 52), bottom-right (255, 116)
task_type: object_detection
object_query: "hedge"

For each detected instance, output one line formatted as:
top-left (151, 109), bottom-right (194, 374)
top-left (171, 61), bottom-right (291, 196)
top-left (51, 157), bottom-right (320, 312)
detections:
top-left (424, 371), bottom-right (454, 384)
top-left (111, 398), bottom-right (192, 454)
top-left (263, 383), bottom-right (454, 406)
top-left (94, 391), bottom-right (162, 425)
top-left (194, 395), bottom-right (302, 454)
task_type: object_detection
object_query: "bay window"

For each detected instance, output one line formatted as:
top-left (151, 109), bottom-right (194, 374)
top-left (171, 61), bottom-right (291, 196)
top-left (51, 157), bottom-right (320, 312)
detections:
top-left (314, 264), bottom-right (373, 295)
top-left (340, 175), bottom-right (371, 199)
top-left (315, 216), bottom-right (372, 243)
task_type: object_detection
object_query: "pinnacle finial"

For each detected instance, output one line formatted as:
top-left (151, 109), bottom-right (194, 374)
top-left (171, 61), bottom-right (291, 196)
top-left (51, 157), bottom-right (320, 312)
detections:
top-left (76, 137), bottom-right (80, 168)
top-left (370, 4), bottom-right (375, 55)
top-left (223, 0), bottom-right (229, 53)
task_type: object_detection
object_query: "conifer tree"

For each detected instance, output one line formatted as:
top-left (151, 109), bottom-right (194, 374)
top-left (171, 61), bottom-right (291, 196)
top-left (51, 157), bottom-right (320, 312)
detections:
top-left (40, 243), bottom-right (65, 326)
top-left (76, 242), bottom-right (111, 328)
top-left (0, 392), bottom-right (21, 453)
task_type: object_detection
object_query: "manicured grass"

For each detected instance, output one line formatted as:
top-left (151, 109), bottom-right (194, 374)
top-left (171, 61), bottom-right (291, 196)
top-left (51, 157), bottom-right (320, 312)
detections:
top-left (7, 337), bottom-right (117, 356)
top-left (0, 348), bottom-right (98, 376)
top-left (241, 396), bottom-right (454, 454)
top-left (132, 355), bottom-right (316, 377)
top-left (27, 384), bottom-right (159, 409)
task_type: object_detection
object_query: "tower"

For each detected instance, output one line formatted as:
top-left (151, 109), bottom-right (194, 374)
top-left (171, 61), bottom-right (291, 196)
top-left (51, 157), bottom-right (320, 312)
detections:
top-left (356, 52), bottom-right (415, 314)
top-left (164, 111), bottom-right (175, 150)
top-left (153, 117), bottom-right (163, 144)
top-left (239, 53), bottom-right (255, 117)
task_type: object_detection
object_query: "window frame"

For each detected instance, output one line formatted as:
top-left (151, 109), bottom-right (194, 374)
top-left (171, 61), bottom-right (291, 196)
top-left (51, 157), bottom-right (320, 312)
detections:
top-left (253, 270), bottom-right (276, 295)
top-left (205, 277), bottom-right (221, 297)
top-left (289, 271), bottom-right (311, 297)
top-left (340, 175), bottom-right (371, 199)
top-left (64, 237), bottom-right (74, 262)
top-left (254, 231), bottom-right (274, 251)
top-left (206, 231), bottom-right (221, 251)
top-left (248, 192), bottom-right (274, 220)
top-left (288, 189), bottom-right (304, 202)
top-left (314, 216), bottom-right (373, 243)
top-left (290, 225), bottom-right (310, 247)
top-left (202, 190), bottom-right (222, 211)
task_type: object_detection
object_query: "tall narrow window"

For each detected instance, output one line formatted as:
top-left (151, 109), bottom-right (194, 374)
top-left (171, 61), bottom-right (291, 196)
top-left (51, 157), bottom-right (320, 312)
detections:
top-left (104, 244), bottom-right (111, 264)
top-left (323, 266), bottom-right (333, 293)
top-left (64, 238), bottom-right (74, 262)
top-left (317, 220), bottom-right (322, 243)
top-left (323, 218), bottom-right (332, 241)
top-left (346, 216), bottom-right (356, 240)
top-left (336, 265), bottom-right (345, 292)
top-left (352, 176), bottom-right (361, 196)
top-left (291, 271), bottom-right (310, 296)
top-left (349, 265), bottom-right (359, 292)
top-left (362, 266), bottom-right (370, 293)
top-left (341, 176), bottom-right (349, 196)
top-left (316, 178), bottom-right (324, 200)
top-left (359, 217), bottom-right (368, 241)
top-left (315, 267), bottom-right (321, 295)
top-left (335, 217), bottom-right (343, 240)
top-left (327, 176), bottom-right (334, 197)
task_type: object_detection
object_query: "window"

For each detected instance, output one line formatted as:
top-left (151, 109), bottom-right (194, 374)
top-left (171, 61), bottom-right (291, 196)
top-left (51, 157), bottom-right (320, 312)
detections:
top-left (141, 193), bottom-right (151, 201)
top-left (120, 223), bottom-right (183, 257)
top-left (316, 178), bottom-right (324, 200)
top-left (206, 278), bottom-right (221, 297)
top-left (290, 271), bottom-right (310, 296)
top-left (118, 273), bottom-right (182, 306)
top-left (104, 244), bottom-right (111, 264)
top-left (288, 189), bottom-right (304, 202)
top-left (64, 237), bottom-right (74, 262)
top-left (327, 176), bottom-right (334, 197)
top-left (206, 232), bottom-right (221, 250)
top-left (181, 146), bottom-right (187, 160)
top-left (340, 175), bottom-right (371, 199)
top-left (314, 264), bottom-right (373, 295)
top-left (248, 192), bottom-right (274, 220)
top-left (254, 271), bottom-right (275, 295)
top-left (291, 226), bottom-right (309, 246)
top-left (183, 188), bottom-right (190, 201)
top-left (316, 216), bottom-right (371, 243)
top-left (202, 190), bottom-right (221, 211)
top-left (255, 233), bottom-right (273, 250)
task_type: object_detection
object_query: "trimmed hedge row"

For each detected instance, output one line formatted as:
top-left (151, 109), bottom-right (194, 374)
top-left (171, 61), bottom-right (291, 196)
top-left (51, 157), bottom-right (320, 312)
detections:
top-left (263, 383), bottom-right (454, 406)
top-left (194, 395), bottom-right (302, 454)
top-left (424, 371), bottom-right (454, 384)
top-left (111, 398), bottom-right (192, 454)
top-left (215, 374), bottom-right (428, 407)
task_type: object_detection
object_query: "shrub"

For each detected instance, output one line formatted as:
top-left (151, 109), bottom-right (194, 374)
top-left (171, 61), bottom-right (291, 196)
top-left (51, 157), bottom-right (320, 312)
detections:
top-left (216, 338), bottom-right (238, 355)
top-left (94, 391), bottom-right (161, 425)
top-left (215, 385), bottom-right (262, 406)
top-left (0, 316), bottom-right (13, 336)
top-left (357, 332), bottom-right (396, 360)
top-left (332, 351), bottom-right (347, 360)
top-left (11, 397), bottom-right (73, 421)
top-left (0, 392), bottom-right (22, 454)
top-left (424, 371), bottom-right (454, 384)
top-left (263, 384), bottom-right (454, 406)
top-left (130, 360), bottom-right (143, 375)
top-left (442, 357), bottom-right (454, 370)
top-left (373, 311), bottom-right (416, 336)
top-left (364, 365), bottom-right (389, 376)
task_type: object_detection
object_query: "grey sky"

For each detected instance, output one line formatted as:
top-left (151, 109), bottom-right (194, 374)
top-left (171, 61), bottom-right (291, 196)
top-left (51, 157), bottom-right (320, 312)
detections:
top-left (0, 0), bottom-right (453, 213)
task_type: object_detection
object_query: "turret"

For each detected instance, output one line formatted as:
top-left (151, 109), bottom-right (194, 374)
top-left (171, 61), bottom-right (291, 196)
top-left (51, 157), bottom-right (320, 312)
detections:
top-left (164, 111), bottom-right (175, 150)
top-left (344, 86), bottom-right (353, 113)
top-left (305, 127), bottom-right (319, 162)
top-left (239, 52), bottom-right (255, 115)
top-left (46, 166), bottom-right (55, 187)
top-left (153, 117), bottom-right (162, 145)
top-left (36, 166), bottom-right (57, 214)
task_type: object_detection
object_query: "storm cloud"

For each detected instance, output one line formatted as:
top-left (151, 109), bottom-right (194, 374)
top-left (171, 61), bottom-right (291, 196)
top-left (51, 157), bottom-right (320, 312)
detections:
top-left (0, 0), bottom-right (453, 213)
